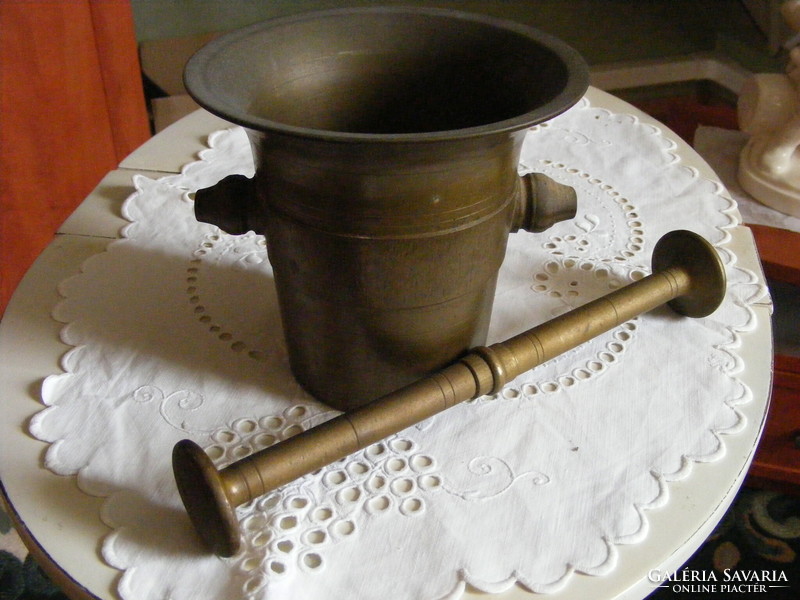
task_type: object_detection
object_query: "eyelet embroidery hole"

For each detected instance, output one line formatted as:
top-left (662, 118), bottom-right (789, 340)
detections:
top-left (366, 474), bottom-right (386, 491)
top-left (243, 515), bottom-right (268, 532)
top-left (254, 433), bottom-right (276, 447)
top-left (260, 416), bottom-right (283, 430)
top-left (304, 530), bottom-right (326, 545)
top-left (351, 460), bottom-right (370, 473)
top-left (257, 494), bottom-right (280, 511)
top-left (213, 430), bottom-right (235, 444)
top-left (390, 478), bottom-right (415, 496)
top-left (187, 233), bottom-right (269, 362)
top-left (232, 445), bottom-right (251, 459)
top-left (367, 495), bottom-right (392, 514)
top-left (241, 557), bottom-right (260, 572)
top-left (385, 458), bottom-right (407, 474)
top-left (588, 360), bottom-right (605, 372)
top-left (285, 405), bottom-right (307, 419)
top-left (287, 496), bottom-right (308, 510)
top-left (268, 561), bottom-right (286, 575)
top-left (301, 552), bottom-right (323, 571)
top-left (330, 519), bottom-right (355, 538)
top-left (399, 498), bottom-right (424, 516)
top-left (234, 419), bottom-right (257, 434)
top-left (366, 443), bottom-right (386, 458)
top-left (336, 486), bottom-right (361, 504)
top-left (283, 424), bottom-right (303, 438)
top-left (244, 575), bottom-right (266, 593)
top-left (389, 438), bottom-right (413, 453)
top-left (206, 445), bottom-right (224, 460)
top-left (418, 474), bottom-right (442, 490)
top-left (323, 470), bottom-right (347, 488)
top-left (312, 507), bottom-right (333, 523)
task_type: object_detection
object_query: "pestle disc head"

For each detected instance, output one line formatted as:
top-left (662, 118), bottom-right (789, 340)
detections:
top-left (651, 230), bottom-right (727, 318)
top-left (172, 439), bottom-right (240, 557)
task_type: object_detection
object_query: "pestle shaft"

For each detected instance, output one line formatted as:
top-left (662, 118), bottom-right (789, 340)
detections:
top-left (220, 266), bottom-right (690, 506)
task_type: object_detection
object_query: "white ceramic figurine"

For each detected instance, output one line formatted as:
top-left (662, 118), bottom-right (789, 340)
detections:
top-left (738, 0), bottom-right (800, 217)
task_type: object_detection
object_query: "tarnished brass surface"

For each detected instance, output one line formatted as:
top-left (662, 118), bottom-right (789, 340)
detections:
top-left (185, 7), bottom-right (589, 410)
top-left (174, 230), bottom-right (727, 557)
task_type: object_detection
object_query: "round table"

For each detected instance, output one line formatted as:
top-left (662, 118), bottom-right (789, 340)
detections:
top-left (0, 87), bottom-right (773, 600)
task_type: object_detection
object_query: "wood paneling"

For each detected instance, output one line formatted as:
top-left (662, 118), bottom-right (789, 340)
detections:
top-left (0, 0), bottom-right (149, 317)
top-left (747, 224), bottom-right (800, 489)
top-left (749, 223), bottom-right (800, 287)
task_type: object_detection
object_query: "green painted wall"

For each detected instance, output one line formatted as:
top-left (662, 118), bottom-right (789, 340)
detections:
top-left (131, 0), bottom-right (777, 70)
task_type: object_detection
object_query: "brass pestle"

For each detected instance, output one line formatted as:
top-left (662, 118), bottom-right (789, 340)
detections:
top-left (173, 229), bottom-right (726, 557)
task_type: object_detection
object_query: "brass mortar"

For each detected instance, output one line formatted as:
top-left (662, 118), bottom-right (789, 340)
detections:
top-left (184, 7), bottom-right (590, 410)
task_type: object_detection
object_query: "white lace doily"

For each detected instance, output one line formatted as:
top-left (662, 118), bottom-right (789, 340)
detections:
top-left (30, 98), bottom-right (767, 600)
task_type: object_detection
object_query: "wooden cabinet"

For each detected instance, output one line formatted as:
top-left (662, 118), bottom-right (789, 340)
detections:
top-left (747, 224), bottom-right (800, 488)
top-left (0, 0), bottom-right (150, 316)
